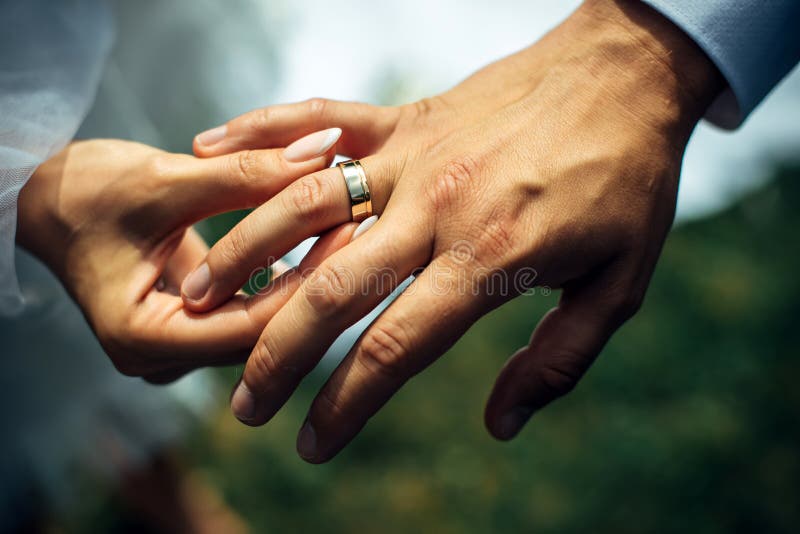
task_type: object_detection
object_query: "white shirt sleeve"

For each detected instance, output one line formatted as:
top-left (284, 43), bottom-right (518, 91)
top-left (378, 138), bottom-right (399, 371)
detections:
top-left (0, 0), bottom-right (113, 315)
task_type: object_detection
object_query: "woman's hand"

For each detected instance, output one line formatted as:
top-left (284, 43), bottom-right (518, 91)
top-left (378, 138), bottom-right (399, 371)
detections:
top-left (185, 0), bottom-right (724, 461)
top-left (17, 134), bottom-right (350, 382)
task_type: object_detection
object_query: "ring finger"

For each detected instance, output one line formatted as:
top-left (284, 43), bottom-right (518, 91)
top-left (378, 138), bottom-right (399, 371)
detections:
top-left (181, 157), bottom-right (393, 311)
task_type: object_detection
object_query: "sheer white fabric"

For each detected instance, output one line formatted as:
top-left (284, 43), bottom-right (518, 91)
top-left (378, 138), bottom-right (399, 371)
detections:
top-left (0, 3), bottom-right (222, 521)
top-left (0, 0), bottom-right (113, 315)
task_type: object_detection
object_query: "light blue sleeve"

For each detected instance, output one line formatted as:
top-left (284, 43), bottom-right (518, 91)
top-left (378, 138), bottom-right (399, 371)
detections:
top-left (641, 0), bottom-right (800, 129)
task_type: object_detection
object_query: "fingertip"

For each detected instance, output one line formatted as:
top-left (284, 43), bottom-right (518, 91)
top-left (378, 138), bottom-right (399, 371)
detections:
top-left (299, 454), bottom-right (330, 465)
top-left (351, 215), bottom-right (379, 241)
top-left (296, 420), bottom-right (321, 463)
top-left (181, 262), bottom-right (210, 298)
top-left (230, 374), bottom-right (280, 427)
top-left (231, 379), bottom-right (258, 423)
top-left (180, 263), bottom-right (222, 312)
top-left (484, 346), bottom-right (533, 440)
top-left (271, 258), bottom-right (293, 278)
top-left (179, 283), bottom-right (223, 314)
top-left (486, 404), bottom-right (534, 441)
top-left (323, 144), bottom-right (338, 167)
top-left (194, 124), bottom-right (228, 157)
top-left (181, 289), bottom-right (234, 315)
top-left (283, 127), bottom-right (342, 163)
top-left (486, 423), bottom-right (515, 442)
top-left (297, 223), bottom-right (358, 271)
top-left (329, 222), bottom-right (359, 247)
top-left (192, 135), bottom-right (204, 157)
top-left (180, 300), bottom-right (212, 315)
top-left (296, 423), bottom-right (340, 465)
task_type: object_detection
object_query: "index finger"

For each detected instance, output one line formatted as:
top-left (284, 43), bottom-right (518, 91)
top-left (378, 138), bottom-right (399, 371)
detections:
top-left (193, 98), bottom-right (400, 159)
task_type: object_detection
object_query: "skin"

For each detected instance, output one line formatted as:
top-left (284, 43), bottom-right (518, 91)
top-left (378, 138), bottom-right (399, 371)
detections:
top-left (186, 0), bottom-right (726, 463)
top-left (16, 138), bottom-right (355, 383)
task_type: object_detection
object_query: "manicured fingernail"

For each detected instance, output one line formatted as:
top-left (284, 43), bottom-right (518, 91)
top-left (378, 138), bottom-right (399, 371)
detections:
top-left (351, 215), bottom-right (379, 241)
top-left (498, 405), bottom-right (534, 440)
top-left (231, 381), bottom-right (256, 422)
top-left (181, 263), bottom-right (211, 301)
top-left (283, 128), bottom-right (342, 162)
top-left (196, 125), bottom-right (227, 147)
top-left (297, 420), bottom-right (318, 460)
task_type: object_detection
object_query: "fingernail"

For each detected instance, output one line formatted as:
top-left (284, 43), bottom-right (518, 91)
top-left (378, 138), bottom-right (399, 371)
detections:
top-left (296, 420), bottom-right (318, 460)
top-left (498, 405), bottom-right (534, 440)
top-left (196, 125), bottom-right (227, 147)
top-left (181, 263), bottom-right (211, 302)
top-left (231, 381), bottom-right (257, 422)
top-left (283, 127), bottom-right (342, 162)
top-left (351, 215), bottom-right (379, 241)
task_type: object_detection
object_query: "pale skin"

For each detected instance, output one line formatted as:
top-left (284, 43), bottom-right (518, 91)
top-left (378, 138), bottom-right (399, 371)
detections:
top-left (183, 0), bottom-right (725, 463)
top-left (16, 138), bottom-right (355, 383)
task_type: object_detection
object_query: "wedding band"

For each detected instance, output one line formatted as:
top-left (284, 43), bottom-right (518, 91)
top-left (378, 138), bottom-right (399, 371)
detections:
top-left (338, 160), bottom-right (372, 222)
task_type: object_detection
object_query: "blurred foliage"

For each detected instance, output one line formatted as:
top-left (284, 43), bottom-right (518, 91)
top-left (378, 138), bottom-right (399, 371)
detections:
top-left (74, 165), bottom-right (800, 533)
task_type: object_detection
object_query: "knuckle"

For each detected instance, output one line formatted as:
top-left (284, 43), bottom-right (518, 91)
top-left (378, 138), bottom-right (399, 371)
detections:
top-left (412, 96), bottom-right (436, 117)
top-left (304, 97), bottom-right (330, 121)
top-left (134, 154), bottom-right (182, 211)
top-left (303, 263), bottom-right (353, 317)
top-left (472, 211), bottom-right (516, 265)
top-left (401, 96), bottom-right (445, 126)
top-left (438, 207), bottom-right (516, 274)
top-left (235, 150), bottom-right (263, 185)
top-left (316, 388), bottom-right (348, 420)
top-left (144, 153), bottom-right (178, 185)
top-left (216, 225), bottom-right (253, 267)
top-left (357, 320), bottom-right (412, 379)
top-left (247, 106), bottom-right (272, 132)
top-left (250, 335), bottom-right (284, 381)
top-left (538, 355), bottom-right (584, 399)
top-left (427, 156), bottom-right (480, 213)
top-left (287, 173), bottom-right (332, 222)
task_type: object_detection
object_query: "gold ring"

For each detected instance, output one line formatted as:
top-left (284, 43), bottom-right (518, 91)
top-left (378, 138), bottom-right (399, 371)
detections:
top-left (338, 160), bottom-right (372, 222)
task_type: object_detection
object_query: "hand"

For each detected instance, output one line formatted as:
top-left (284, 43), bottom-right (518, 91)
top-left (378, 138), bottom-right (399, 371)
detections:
top-left (17, 135), bottom-right (351, 382)
top-left (185, 0), bottom-right (724, 461)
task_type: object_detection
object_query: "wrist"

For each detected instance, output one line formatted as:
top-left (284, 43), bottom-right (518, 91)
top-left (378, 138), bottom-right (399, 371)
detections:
top-left (16, 148), bottom-right (74, 278)
top-left (567, 0), bottom-right (724, 133)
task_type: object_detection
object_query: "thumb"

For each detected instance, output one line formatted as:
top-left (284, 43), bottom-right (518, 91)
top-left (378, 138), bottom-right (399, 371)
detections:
top-left (484, 264), bottom-right (643, 440)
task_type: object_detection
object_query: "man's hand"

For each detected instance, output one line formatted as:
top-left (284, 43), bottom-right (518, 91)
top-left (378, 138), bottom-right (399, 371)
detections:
top-left (185, 0), bottom-right (724, 461)
top-left (17, 135), bottom-right (350, 382)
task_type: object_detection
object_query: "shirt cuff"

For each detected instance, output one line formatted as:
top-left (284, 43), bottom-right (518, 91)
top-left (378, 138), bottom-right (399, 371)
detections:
top-left (641, 0), bottom-right (800, 129)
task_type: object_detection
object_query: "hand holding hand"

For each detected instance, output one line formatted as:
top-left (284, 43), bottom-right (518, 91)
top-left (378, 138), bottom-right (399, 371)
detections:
top-left (17, 135), bottom-right (349, 382)
top-left (187, 0), bottom-right (723, 461)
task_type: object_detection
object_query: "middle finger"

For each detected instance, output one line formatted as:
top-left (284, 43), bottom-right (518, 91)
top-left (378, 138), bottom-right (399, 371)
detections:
top-left (231, 211), bottom-right (431, 426)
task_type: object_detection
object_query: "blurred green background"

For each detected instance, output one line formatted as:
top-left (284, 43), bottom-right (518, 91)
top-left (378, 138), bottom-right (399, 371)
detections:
top-left (69, 164), bottom-right (800, 533)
